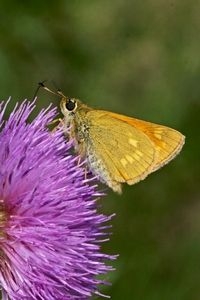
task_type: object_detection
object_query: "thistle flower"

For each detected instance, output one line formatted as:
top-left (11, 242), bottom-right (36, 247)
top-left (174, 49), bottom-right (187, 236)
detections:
top-left (0, 99), bottom-right (115, 300)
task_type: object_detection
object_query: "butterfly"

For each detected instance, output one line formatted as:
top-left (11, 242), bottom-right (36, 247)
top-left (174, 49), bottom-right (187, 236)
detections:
top-left (40, 83), bottom-right (185, 193)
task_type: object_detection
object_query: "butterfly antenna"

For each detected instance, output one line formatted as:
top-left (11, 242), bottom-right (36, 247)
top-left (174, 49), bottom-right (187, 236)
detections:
top-left (38, 81), bottom-right (59, 97)
top-left (32, 80), bottom-right (47, 100)
top-left (51, 80), bottom-right (66, 98)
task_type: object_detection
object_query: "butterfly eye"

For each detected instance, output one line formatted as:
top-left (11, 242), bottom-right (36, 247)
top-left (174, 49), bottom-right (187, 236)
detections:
top-left (65, 99), bottom-right (76, 111)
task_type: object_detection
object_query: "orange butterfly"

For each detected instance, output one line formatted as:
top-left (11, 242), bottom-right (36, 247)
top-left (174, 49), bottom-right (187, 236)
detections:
top-left (42, 84), bottom-right (185, 193)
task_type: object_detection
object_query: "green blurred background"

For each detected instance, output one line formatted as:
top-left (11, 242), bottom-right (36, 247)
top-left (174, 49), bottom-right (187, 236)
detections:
top-left (0, 0), bottom-right (199, 299)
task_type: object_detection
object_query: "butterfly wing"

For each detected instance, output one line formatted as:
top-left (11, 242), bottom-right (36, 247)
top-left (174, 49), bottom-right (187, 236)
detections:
top-left (86, 110), bottom-right (184, 190)
top-left (86, 110), bottom-right (157, 189)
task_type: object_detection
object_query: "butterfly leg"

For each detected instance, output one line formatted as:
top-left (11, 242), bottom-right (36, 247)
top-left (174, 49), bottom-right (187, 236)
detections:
top-left (76, 141), bottom-right (89, 179)
top-left (48, 118), bottom-right (64, 133)
top-left (84, 166), bottom-right (88, 180)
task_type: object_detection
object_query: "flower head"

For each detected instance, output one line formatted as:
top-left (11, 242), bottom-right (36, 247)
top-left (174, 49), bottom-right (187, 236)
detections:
top-left (0, 99), bottom-right (115, 300)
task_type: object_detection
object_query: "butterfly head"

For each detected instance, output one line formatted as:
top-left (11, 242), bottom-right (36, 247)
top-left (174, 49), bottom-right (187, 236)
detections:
top-left (60, 97), bottom-right (78, 118)
top-left (60, 95), bottom-right (91, 122)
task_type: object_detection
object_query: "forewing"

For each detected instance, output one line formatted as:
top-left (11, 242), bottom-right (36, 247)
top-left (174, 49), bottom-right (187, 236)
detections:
top-left (87, 110), bottom-right (156, 185)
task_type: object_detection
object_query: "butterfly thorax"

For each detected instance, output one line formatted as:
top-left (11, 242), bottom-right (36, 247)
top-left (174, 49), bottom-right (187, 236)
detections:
top-left (60, 97), bottom-right (92, 156)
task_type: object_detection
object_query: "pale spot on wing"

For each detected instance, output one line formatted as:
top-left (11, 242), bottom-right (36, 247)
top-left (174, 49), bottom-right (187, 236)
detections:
top-left (132, 153), bottom-right (141, 161)
top-left (129, 138), bottom-right (138, 147)
top-left (125, 154), bottom-right (134, 164)
top-left (135, 150), bottom-right (143, 157)
top-left (154, 133), bottom-right (162, 140)
top-left (120, 158), bottom-right (128, 167)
